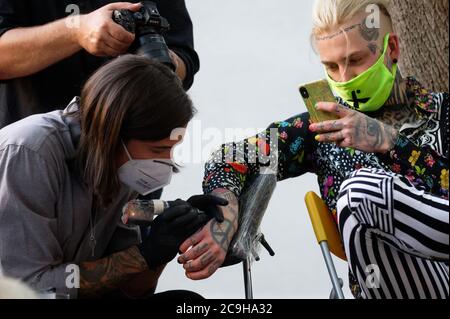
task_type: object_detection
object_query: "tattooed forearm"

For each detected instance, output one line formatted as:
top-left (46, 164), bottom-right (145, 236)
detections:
top-left (212, 189), bottom-right (239, 205)
top-left (210, 189), bottom-right (239, 252)
top-left (348, 112), bottom-right (399, 153)
top-left (363, 116), bottom-right (399, 153)
top-left (382, 123), bottom-right (399, 153)
top-left (211, 189), bottom-right (239, 221)
top-left (79, 246), bottom-right (153, 299)
top-left (366, 117), bottom-right (384, 149)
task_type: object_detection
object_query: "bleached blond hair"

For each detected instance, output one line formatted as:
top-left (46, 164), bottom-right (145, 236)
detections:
top-left (312, 0), bottom-right (391, 37)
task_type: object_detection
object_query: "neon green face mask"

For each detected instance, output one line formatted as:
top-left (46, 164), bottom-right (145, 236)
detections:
top-left (326, 34), bottom-right (398, 112)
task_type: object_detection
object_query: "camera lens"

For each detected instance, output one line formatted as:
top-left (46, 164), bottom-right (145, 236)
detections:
top-left (300, 87), bottom-right (309, 99)
top-left (113, 2), bottom-right (175, 71)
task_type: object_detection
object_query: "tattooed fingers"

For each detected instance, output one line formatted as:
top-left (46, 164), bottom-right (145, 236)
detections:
top-left (177, 242), bottom-right (209, 264)
top-left (315, 131), bottom-right (345, 143)
top-left (181, 238), bottom-right (225, 280)
top-left (186, 260), bottom-right (222, 281)
top-left (315, 102), bottom-right (350, 118)
top-left (312, 107), bottom-right (399, 154)
top-left (179, 227), bottom-right (205, 255)
top-left (177, 189), bottom-right (239, 281)
top-left (176, 219), bottom-right (230, 280)
top-left (183, 250), bottom-right (215, 273)
top-left (310, 120), bottom-right (345, 133)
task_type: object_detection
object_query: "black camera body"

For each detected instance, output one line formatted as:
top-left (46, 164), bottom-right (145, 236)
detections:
top-left (113, 1), bottom-right (175, 70)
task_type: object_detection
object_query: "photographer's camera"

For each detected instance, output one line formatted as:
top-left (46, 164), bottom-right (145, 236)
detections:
top-left (113, 1), bottom-right (175, 70)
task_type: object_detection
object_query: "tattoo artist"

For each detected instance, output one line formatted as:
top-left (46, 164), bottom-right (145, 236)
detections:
top-left (0, 56), bottom-right (228, 299)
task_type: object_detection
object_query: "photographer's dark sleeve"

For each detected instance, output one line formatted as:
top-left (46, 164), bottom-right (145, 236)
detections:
top-left (156, 0), bottom-right (200, 90)
top-left (0, 0), bottom-right (23, 37)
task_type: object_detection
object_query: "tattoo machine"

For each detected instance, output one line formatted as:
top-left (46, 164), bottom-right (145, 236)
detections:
top-left (122, 199), bottom-right (204, 226)
top-left (121, 199), bottom-right (170, 226)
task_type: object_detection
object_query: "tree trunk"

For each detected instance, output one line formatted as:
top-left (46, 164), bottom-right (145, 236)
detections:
top-left (389, 0), bottom-right (449, 92)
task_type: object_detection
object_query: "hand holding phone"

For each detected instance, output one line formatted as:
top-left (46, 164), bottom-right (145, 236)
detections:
top-left (299, 80), bottom-right (339, 123)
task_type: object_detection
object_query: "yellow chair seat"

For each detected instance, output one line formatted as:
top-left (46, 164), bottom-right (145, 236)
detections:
top-left (305, 192), bottom-right (347, 261)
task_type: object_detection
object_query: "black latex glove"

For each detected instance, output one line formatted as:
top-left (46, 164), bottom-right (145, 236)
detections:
top-left (187, 194), bottom-right (229, 223)
top-left (139, 200), bottom-right (211, 269)
top-left (140, 195), bottom-right (228, 240)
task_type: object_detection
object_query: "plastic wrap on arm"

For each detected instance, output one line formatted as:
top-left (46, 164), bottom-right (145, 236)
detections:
top-left (222, 171), bottom-right (277, 266)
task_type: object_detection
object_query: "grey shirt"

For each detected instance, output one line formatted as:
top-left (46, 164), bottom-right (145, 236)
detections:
top-left (0, 99), bottom-right (140, 298)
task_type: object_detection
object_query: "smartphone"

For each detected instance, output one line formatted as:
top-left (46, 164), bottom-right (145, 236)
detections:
top-left (299, 79), bottom-right (339, 123)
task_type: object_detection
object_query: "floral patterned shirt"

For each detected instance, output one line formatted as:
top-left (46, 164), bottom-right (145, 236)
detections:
top-left (202, 77), bottom-right (449, 298)
top-left (203, 77), bottom-right (448, 212)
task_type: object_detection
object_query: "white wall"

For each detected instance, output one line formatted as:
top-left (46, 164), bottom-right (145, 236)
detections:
top-left (157, 0), bottom-right (353, 299)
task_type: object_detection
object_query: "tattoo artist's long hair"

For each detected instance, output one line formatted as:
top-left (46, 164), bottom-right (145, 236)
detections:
top-left (71, 55), bottom-right (195, 206)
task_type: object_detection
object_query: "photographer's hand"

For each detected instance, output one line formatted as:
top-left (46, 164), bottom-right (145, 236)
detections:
top-left (77, 2), bottom-right (141, 57)
top-left (169, 50), bottom-right (187, 81)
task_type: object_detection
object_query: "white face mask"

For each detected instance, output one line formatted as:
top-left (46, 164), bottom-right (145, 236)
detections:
top-left (117, 141), bottom-right (174, 196)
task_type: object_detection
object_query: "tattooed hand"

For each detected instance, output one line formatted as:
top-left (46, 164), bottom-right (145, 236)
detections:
top-left (177, 189), bottom-right (239, 280)
top-left (309, 102), bottom-right (399, 154)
